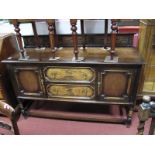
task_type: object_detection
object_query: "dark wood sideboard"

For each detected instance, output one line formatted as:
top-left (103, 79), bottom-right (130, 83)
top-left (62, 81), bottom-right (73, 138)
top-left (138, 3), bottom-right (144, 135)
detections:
top-left (2, 47), bottom-right (143, 125)
top-left (2, 19), bottom-right (143, 125)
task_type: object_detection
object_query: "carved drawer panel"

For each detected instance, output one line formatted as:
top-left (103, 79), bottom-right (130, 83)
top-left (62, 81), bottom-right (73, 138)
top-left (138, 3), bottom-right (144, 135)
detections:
top-left (14, 67), bottom-right (44, 96)
top-left (99, 70), bottom-right (134, 101)
top-left (47, 84), bottom-right (95, 99)
top-left (44, 67), bottom-right (95, 83)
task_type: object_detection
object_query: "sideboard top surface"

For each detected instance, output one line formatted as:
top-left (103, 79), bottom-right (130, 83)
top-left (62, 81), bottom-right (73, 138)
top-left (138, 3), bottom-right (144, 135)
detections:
top-left (2, 47), bottom-right (143, 65)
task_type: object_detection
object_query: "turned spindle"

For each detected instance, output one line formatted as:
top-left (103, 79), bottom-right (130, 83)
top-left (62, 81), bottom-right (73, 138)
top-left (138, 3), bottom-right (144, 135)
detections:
top-left (110, 19), bottom-right (118, 60)
top-left (70, 19), bottom-right (79, 61)
top-left (12, 19), bottom-right (25, 59)
top-left (47, 19), bottom-right (57, 60)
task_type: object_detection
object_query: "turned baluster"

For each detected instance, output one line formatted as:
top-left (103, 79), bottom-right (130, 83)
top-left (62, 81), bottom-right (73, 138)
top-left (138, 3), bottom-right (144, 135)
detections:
top-left (47, 19), bottom-right (57, 60)
top-left (110, 19), bottom-right (118, 60)
top-left (12, 19), bottom-right (25, 59)
top-left (70, 19), bottom-right (79, 61)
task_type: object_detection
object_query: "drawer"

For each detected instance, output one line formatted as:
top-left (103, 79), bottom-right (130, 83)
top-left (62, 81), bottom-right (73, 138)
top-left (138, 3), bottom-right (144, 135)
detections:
top-left (44, 66), bottom-right (95, 83)
top-left (46, 84), bottom-right (95, 99)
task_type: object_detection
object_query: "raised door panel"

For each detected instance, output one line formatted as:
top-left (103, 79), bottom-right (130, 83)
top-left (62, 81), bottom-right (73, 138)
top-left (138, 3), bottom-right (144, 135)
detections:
top-left (99, 69), bottom-right (134, 101)
top-left (14, 67), bottom-right (44, 96)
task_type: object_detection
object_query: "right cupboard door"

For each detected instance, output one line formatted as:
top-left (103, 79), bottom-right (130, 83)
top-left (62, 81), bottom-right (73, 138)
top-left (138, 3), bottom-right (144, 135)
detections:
top-left (98, 69), bottom-right (136, 102)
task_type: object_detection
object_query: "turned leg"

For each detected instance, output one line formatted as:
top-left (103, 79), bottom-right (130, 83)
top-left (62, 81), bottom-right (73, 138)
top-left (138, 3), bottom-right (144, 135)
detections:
top-left (126, 106), bottom-right (133, 127)
top-left (19, 102), bottom-right (25, 115)
top-left (17, 99), bottom-right (27, 118)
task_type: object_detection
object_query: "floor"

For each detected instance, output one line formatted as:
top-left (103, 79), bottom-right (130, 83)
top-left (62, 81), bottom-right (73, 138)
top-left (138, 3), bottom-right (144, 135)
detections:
top-left (0, 112), bottom-right (151, 135)
top-left (0, 102), bottom-right (152, 135)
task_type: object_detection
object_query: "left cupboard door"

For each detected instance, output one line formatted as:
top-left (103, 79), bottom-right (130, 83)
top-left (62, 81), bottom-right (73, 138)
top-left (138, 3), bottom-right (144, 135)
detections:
top-left (14, 67), bottom-right (44, 96)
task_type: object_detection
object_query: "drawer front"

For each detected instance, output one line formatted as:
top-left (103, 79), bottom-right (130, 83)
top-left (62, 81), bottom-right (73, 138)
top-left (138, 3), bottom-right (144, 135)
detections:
top-left (44, 66), bottom-right (95, 83)
top-left (47, 84), bottom-right (95, 99)
top-left (14, 67), bottom-right (44, 96)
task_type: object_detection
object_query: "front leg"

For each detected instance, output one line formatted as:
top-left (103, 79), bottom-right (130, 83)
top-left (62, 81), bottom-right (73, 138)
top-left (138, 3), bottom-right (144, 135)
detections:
top-left (126, 106), bottom-right (133, 127)
top-left (17, 99), bottom-right (28, 118)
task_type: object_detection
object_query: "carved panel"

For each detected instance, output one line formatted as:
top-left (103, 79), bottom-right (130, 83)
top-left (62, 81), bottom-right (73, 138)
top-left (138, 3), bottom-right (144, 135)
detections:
top-left (47, 84), bottom-right (95, 99)
top-left (44, 67), bottom-right (95, 83)
top-left (99, 70), bottom-right (133, 100)
top-left (14, 67), bottom-right (44, 96)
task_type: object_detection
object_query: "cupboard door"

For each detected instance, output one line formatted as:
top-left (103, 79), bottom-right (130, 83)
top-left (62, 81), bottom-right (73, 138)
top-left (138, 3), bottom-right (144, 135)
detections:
top-left (14, 67), bottom-right (44, 96)
top-left (98, 69), bottom-right (134, 101)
